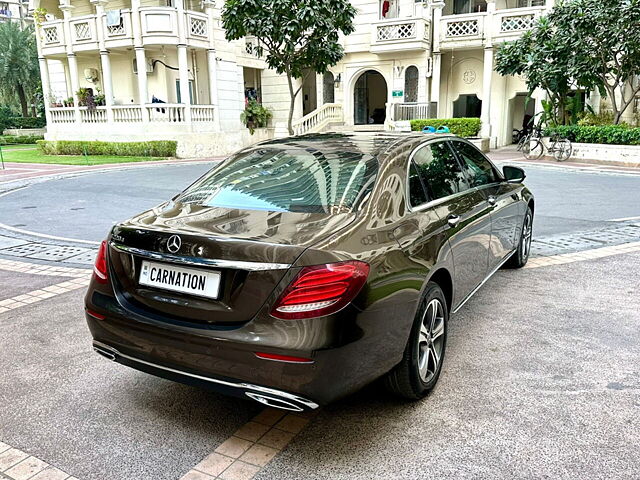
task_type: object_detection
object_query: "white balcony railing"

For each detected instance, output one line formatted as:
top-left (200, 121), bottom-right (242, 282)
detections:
top-left (80, 106), bottom-right (108, 123)
top-left (112, 105), bottom-right (143, 123)
top-left (496, 6), bottom-right (545, 36)
top-left (147, 104), bottom-right (186, 122)
top-left (41, 20), bottom-right (63, 46)
top-left (49, 107), bottom-right (75, 124)
top-left (70, 16), bottom-right (97, 44)
top-left (441, 13), bottom-right (486, 40)
top-left (49, 105), bottom-right (216, 125)
top-left (370, 17), bottom-right (430, 53)
top-left (41, 7), bottom-right (209, 51)
top-left (391, 103), bottom-right (430, 122)
top-left (292, 103), bottom-right (343, 136)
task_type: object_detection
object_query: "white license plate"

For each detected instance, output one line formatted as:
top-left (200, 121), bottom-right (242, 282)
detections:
top-left (139, 260), bottom-right (221, 299)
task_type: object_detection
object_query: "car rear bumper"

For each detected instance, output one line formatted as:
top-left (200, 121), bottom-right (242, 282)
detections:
top-left (92, 340), bottom-right (319, 411)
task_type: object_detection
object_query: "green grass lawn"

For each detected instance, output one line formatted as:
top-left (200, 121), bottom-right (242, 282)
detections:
top-left (0, 147), bottom-right (168, 165)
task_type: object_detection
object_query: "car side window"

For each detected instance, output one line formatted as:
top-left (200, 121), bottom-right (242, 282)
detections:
top-left (452, 141), bottom-right (499, 187)
top-left (408, 161), bottom-right (428, 207)
top-left (412, 142), bottom-right (469, 201)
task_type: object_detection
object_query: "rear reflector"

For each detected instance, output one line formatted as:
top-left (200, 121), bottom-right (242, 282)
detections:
top-left (255, 352), bottom-right (314, 364)
top-left (270, 261), bottom-right (369, 320)
top-left (93, 240), bottom-right (108, 284)
top-left (86, 309), bottom-right (106, 320)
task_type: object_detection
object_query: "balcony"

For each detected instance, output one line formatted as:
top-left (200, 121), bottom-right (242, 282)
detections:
top-left (39, 7), bottom-right (211, 55)
top-left (370, 17), bottom-right (430, 54)
top-left (494, 6), bottom-right (545, 41)
top-left (440, 12), bottom-right (486, 48)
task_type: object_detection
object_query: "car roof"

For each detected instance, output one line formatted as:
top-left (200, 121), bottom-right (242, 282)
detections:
top-left (255, 132), bottom-right (460, 162)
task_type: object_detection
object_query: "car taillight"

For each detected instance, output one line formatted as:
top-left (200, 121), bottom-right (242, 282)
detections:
top-left (93, 240), bottom-right (108, 284)
top-left (270, 261), bottom-right (369, 320)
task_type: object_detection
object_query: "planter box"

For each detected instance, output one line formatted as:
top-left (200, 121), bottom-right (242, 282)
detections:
top-left (568, 142), bottom-right (640, 167)
top-left (467, 137), bottom-right (490, 153)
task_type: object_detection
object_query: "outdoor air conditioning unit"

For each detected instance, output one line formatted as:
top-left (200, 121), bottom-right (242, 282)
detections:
top-left (132, 58), bottom-right (154, 75)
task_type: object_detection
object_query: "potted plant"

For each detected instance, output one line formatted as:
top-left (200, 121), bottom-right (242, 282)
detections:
top-left (63, 97), bottom-right (74, 107)
top-left (240, 100), bottom-right (272, 135)
top-left (94, 90), bottom-right (106, 107)
top-left (33, 8), bottom-right (47, 27)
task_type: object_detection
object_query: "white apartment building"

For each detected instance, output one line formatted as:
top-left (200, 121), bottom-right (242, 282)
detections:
top-left (31, 0), bottom-right (555, 157)
top-left (1, 0), bottom-right (33, 27)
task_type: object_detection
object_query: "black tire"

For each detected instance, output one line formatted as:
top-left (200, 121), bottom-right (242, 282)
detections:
top-left (523, 138), bottom-right (544, 160)
top-left (553, 139), bottom-right (572, 162)
top-left (384, 282), bottom-right (448, 400)
top-left (505, 206), bottom-right (533, 269)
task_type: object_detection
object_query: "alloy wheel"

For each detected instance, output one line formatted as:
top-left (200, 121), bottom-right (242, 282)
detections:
top-left (417, 298), bottom-right (446, 383)
top-left (522, 212), bottom-right (532, 259)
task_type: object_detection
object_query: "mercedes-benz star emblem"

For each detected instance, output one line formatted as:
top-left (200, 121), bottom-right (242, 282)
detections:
top-left (166, 235), bottom-right (182, 254)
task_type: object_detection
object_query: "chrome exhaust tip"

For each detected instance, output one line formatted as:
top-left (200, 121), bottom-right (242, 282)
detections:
top-left (93, 343), bottom-right (117, 361)
top-left (245, 392), bottom-right (306, 412)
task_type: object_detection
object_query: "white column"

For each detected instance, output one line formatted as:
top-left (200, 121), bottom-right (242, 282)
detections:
top-left (38, 57), bottom-right (52, 125)
top-left (131, 0), bottom-right (148, 121)
top-left (67, 54), bottom-right (81, 123)
top-left (206, 50), bottom-right (220, 130)
top-left (431, 53), bottom-right (441, 116)
top-left (586, 89), bottom-right (601, 114)
top-left (100, 51), bottom-right (114, 122)
top-left (178, 45), bottom-right (192, 122)
top-left (135, 47), bottom-right (149, 122)
top-left (480, 47), bottom-right (494, 138)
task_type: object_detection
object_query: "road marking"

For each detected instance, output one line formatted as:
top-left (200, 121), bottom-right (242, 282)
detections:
top-left (0, 441), bottom-right (77, 480)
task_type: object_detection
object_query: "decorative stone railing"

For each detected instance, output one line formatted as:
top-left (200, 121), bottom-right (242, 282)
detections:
top-left (495, 6), bottom-right (545, 36)
top-left (441, 13), bottom-right (485, 40)
top-left (370, 17), bottom-right (430, 53)
top-left (391, 103), bottom-right (431, 122)
top-left (49, 105), bottom-right (216, 124)
top-left (292, 103), bottom-right (343, 136)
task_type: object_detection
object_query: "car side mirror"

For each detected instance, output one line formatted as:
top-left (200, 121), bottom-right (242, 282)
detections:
top-left (503, 165), bottom-right (526, 183)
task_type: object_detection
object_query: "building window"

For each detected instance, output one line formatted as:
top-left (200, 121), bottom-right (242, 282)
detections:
top-left (404, 66), bottom-right (419, 103)
top-left (323, 72), bottom-right (335, 104)
top-left (381, 0), bottom-right (399, 19)
top-left (517, 0), bottom-right (545, 6)
top-left (453, 0), bottom-right (487, 14)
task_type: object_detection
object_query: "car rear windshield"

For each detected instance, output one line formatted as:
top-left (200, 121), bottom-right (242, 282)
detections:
top-left (176, 146), bottom-right (378, 214)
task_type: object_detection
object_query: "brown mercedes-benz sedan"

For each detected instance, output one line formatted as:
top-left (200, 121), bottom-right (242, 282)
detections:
top-left (85, 133), bottom-right (534, 411)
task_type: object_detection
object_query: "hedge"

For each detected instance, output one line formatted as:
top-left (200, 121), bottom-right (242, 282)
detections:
top-left (544, 125), bottom-right (640, 146)
top-left (37, 140), bottom-right (177, 157)
top-left (0, 135), bottom-right (44, 145)
top-left (410, 118), bottom-right (482, 137)
top-left (9, 117), bottom-right (47, 129)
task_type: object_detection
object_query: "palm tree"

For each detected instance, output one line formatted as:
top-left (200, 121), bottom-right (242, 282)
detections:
top-left (0, 22), bottom-right (40, 117)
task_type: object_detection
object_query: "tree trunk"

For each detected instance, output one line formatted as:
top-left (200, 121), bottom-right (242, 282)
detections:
top-left (16, 83), bottom-right (28, 117)
top-left (286, 72), bottom-right (297, 136)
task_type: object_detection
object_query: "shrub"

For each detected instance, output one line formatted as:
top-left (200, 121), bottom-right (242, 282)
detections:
top-left (544, 125), bottom-right (640, 145)
top-left (36, 140), bottom-right (177, 157)
top-left (410, 118), bottom-right (482, 137)
top-left (0, 135), bottom-right (44, 145)
top-left (577, 111), bottom-right (615, 126)
top-left (9, 117), bottom-right (47, 129)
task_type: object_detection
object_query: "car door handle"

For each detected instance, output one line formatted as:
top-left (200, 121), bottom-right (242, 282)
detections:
top-left (447, 214), bottom-right (461, 228)
top-left (487, 195), bottom-right (497, 206)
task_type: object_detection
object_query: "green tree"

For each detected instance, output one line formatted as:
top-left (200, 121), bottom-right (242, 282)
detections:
top-left (547, 0), bottom-right (640, 124)
top-left (495, 17), bottom-right (575, 126)
top-left (0, 22), bottom-right (40, 117)
top-left (222, 0), bottom-right (356, 135)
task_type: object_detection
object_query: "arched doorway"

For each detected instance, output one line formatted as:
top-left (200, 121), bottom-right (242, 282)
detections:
top-left (354, 70), bottom-right (388, 125)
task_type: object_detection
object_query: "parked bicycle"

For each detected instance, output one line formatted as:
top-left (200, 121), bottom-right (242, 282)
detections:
top-left (520, 126), bottom-right (572, 162)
